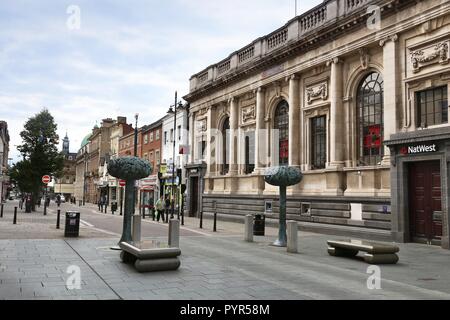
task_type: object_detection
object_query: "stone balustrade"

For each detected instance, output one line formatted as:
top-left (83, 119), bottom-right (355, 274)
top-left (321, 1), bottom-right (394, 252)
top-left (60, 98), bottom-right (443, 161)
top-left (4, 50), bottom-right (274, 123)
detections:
top-left (189, 0), bottom-right (381, 91)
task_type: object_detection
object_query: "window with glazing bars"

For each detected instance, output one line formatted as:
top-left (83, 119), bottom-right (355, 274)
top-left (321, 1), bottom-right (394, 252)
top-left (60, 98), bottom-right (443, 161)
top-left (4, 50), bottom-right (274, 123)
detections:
top-left (274, 101), bottom-right (289, 166)
top-left (311, 116), bottom-right (326, 169)
top-left (244, 131), bottom-right (255, 174)
top-left (357, 72), bottom-right (384, 166)
top-left (417, 86), bottom-right (448, 127)
top-left (222, 118), bottom-right (230, 175)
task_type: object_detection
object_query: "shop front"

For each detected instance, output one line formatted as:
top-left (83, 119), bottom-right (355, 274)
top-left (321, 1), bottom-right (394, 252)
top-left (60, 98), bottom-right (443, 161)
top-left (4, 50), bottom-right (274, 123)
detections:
top-left (386, 126), bottom-right (450, 249)
top-left (139, 175), bottom-right (158, 215)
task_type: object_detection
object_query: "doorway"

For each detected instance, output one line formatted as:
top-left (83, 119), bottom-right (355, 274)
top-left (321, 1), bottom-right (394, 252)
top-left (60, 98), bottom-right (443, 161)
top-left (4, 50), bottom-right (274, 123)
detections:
top-left (190, 177), bottom-right (199, 217)
top-left (409, 160), bottom-right (443, 245)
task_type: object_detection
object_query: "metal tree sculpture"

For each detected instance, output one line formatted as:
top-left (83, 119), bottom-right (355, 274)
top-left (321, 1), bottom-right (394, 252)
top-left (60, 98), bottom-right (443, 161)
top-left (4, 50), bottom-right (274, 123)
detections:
top-left (264, 166), bottom-right (303, 247)
top-left (108, 157), bottom-right (152, 243)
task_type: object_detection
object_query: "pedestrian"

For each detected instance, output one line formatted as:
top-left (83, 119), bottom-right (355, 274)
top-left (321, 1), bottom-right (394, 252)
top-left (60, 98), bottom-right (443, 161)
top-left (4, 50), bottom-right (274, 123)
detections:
top-left (155, 196), bottom-right (164, 222)
top-left (165, 195), bottom-right (171, 221)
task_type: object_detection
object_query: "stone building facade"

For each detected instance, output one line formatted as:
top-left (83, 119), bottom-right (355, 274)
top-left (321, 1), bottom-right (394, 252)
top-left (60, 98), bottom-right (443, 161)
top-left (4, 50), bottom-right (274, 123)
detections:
top-left (184, 0), bottom-right (450, 248)
top-left (0, 121), bottom-right (10, 202)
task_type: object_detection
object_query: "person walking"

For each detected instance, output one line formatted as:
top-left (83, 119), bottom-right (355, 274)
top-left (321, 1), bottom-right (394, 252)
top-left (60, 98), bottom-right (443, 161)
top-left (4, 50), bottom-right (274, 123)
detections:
top-left (155, 196), bottom-right (164, 222)
top-left (164, 195), bottom-right (171, 222)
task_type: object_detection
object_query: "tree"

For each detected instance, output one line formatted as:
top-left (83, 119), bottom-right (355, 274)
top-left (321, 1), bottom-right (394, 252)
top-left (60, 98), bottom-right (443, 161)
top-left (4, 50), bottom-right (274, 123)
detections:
top-left (10, 109), bottom-right (64, 211)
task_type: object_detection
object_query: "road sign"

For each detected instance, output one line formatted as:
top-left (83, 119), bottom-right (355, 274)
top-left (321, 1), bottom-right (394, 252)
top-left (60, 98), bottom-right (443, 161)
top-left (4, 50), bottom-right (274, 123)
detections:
top-left (42, 175), bottom-right (51, 184)
top-left (119, 179), bottom-right (126, 187)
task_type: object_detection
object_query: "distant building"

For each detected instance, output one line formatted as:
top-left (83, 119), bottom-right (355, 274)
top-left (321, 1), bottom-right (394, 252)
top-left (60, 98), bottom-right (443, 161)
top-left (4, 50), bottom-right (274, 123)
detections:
top-left (160, 104), bottom-right (189, 210)
top-left (54, 132), bottom-right (77, 200)
top-left (139, 119), bottom-right (163, 209)
top-left (0, 121), bottom-right (10, 201)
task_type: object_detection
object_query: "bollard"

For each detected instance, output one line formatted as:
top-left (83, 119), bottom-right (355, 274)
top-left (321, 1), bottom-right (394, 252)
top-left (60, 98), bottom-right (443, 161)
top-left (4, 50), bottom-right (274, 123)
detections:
top-left (199, 211), bottom-right (203, 229)
top-left (56, 209), bottom-right (61, 229)
top-left (287, 221), bottom-right (298, 253)
top-left (13, 207), bottom-right (17, 224)
top-left (0, 203), bottom-right (3, 218)
top-left (152, 209), bottom-right (155, 221)
top-left (43, 202), bottom-right (47, 216)
top-left (142, 207), bottom-right (145, 219)
top-left (132, 214), bottom-right (141, 243)
top-left (213, 212), bottom-right (217, 232)
top-left (244, 215), bottom-right (253, 242)
top-left (168, 219), bottom-right (180, 248)
top-left (181, 208), bottom-right (184, 226)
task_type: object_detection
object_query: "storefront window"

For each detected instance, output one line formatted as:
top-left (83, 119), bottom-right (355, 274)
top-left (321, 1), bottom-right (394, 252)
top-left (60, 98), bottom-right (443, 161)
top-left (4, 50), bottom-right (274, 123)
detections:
top-left (357, 72), bottom-right (384, 166)
top-left (274, 101), bottom-right (289, 166)
top-left (417, 86), bottom-right (448, 127)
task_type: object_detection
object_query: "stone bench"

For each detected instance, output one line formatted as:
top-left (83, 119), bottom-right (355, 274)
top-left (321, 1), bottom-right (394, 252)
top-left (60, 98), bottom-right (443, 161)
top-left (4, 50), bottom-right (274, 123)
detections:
top-left (119, 240), bottom-right (181, 272)
top-left (327, 239), bottom-right (399, 264)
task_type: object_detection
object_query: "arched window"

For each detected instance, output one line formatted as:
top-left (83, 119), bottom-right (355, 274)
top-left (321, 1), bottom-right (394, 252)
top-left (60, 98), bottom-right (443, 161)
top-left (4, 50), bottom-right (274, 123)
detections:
top-left (221, 118), bottom-right (230, 175)
top-left (357, 72), bottom-right (384, 166)
top-left (274, 101), bottom-right (289, 166)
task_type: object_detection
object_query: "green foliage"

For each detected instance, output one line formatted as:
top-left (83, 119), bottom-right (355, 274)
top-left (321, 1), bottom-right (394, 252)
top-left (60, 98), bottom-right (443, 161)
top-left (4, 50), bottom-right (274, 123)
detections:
top-left (10, 108), bottom-right (64, 195)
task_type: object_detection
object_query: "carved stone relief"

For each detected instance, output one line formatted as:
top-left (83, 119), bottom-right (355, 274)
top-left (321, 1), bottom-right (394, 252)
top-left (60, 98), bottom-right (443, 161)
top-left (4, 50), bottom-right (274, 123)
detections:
top-left (305, 82), bottom-right (328, 104)
top-left (242, 105), bottom-right (256, 123)
top-left (410, 40), bottom-right (449, 73)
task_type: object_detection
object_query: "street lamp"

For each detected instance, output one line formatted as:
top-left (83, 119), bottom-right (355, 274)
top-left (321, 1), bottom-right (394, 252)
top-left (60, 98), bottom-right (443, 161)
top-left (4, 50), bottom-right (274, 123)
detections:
top-left (133, 113), bottom-right (139, 214)
top-left (168, 92), bottom-right (183, 220)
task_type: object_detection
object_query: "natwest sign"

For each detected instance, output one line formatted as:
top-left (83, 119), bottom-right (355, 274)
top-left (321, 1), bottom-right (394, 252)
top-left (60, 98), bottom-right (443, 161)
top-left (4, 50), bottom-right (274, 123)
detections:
top-left (400, 144), bottom-right (437, 155)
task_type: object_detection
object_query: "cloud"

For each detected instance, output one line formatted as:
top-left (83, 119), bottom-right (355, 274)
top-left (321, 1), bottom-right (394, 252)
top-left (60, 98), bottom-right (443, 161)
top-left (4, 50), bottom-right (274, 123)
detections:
top-left (0, 0), bottom-right (323, 163)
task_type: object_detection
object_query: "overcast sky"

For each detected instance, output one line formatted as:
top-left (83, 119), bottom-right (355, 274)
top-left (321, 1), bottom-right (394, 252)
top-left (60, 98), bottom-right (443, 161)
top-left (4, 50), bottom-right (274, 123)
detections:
top-left (0, 0), bottom-right (322, 162)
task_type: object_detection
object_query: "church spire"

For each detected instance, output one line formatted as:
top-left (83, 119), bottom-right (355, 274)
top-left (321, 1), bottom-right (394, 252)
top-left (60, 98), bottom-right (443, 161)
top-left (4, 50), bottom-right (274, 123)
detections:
top-left (62, 131), bottom-right (70, 155)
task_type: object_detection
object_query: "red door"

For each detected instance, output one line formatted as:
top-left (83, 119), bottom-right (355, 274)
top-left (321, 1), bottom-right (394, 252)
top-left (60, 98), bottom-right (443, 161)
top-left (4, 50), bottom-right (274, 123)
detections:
top-left (409, 161), bottom-right (443, 244)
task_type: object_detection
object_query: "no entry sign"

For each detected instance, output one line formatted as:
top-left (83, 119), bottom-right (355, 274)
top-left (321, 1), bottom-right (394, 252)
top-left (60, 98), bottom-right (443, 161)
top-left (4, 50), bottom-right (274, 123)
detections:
top-left (42, 175), bottom-right (51, 184)
top-left (119, 179), bottom-right (126, 187)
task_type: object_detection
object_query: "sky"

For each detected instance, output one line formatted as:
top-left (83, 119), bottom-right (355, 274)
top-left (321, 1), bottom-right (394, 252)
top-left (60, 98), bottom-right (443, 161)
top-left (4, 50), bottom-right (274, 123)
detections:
top-left (0, 0), bottom-right (322, 163)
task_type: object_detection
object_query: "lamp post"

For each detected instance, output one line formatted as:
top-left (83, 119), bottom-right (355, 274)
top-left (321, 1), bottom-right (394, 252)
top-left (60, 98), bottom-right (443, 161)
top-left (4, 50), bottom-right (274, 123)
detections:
top-left (168, 92), bottom-right (183, 220)
top-left (133, 113), bottom-right (139, 214)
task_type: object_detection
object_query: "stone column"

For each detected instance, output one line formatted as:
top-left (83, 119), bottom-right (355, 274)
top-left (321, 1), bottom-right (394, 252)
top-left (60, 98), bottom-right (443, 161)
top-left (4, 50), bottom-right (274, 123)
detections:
top-left (189, 112), bottom-right (195, 163)
top-left (229, 97), bottom-right (239, 175)
top-left (328, 57), bottom-right (344, 169)
top-left (206, 106), bottom-right (216, 175)
top-left (380, 34), bottom-right (399, 165)
top-left (255, 87), bottom-right (266, 173)
top-left (288, 75), bottom-right (300, 167)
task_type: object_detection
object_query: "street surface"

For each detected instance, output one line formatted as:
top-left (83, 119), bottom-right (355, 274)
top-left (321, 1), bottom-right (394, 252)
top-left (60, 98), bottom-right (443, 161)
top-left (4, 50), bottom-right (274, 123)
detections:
top-left (1, 200), bottom-right (450, 300)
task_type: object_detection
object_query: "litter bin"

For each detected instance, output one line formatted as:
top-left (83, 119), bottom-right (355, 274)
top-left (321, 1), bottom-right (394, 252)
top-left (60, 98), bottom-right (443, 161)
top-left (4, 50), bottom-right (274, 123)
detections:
top-left (253, 214), bottom-right (265, 236)
top-left (64, 211), bottom-right (80, 237)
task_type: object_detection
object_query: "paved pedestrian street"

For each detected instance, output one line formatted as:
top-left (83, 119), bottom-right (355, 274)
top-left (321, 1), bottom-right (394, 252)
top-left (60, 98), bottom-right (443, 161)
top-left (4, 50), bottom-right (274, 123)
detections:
top-left (1, 201), bottom-right (450, 300)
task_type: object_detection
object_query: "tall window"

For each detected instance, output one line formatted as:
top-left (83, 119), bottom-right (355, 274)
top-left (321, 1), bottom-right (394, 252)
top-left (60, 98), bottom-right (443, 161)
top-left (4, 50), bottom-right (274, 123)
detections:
top-left (164, 131), bottom-right (167, 145)
top-left (417, 86), bottom-right (448, 127)
top-left (311, 116), bottom-right (326, 169)
top-left (274, 101), bottom-right (289, 165)
top-left (178, 125), bottom-right (182, 140)
top-left (222, 118), bottom-right (230, 175)
top-left (244, 131), bottom-right (255, 174)
top-left (357, 72), bottom-right (384, 166)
